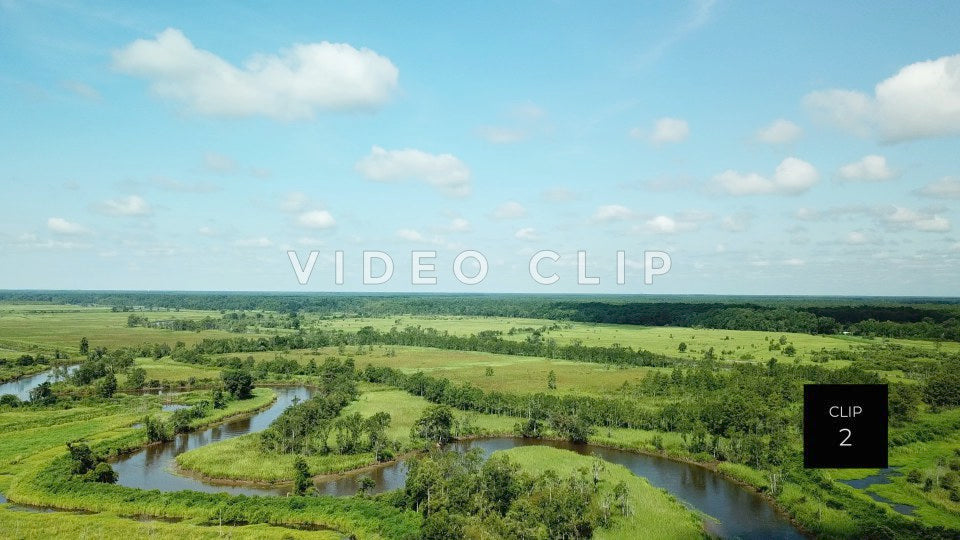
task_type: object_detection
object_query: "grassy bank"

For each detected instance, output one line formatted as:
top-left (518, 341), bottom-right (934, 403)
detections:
top-left (497, 446), bottom-right (706, 539)
top-left (0, 506), bottom-right (343, 539)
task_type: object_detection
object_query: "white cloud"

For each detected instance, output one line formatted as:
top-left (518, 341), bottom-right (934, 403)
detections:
top-left (803, 53), bottom-right (960, 142)
top-left (280, 192), bottom-right (310, 213)
top-left (514, 227), bottom-right (539, 240)
top-left (916, 176), bottom-right (960, 199)
top-left (914, 216), bottom-right (951, 232)
top-left (98, 195), bottom-right (151, 216)
top-left (880, 206), bottom-right (951, 232)
top-left (845, 231), bottom-right (869, 245)
top-left (781, 258), bottom-right (805, 266)
top-left (837, 155), bottom-right (896, 182)
top-left (47, 217), bottom-right (87, 235)
top-left (234, 236), bottom-right (272, 248)
top-left (592, 204), bottom-right (632, 222)
top-left (643, 215), bottom-right (698, 234)
top-left (355, 146), bottom-right (471, 197)
top-left (396, 228), bottom-right (424, 242)
top-left (493, 201), bottom-right (526, 219)
top-left (720, 212), bottom-right (752, 232)
top-left (113, 28), bottom-right (399, 120)
top-left (448, 218), bottom-right (471, 232)
top-left (713, 157), bottom-right (819, 196)
top-left (297, 210), bottom-right (336, 229)
top-left (755, 119), bottom-right (802, 144)
top-left (203, 152), bottom-right (237, 173)
top-left (633, 117), bottom-right (689, 144)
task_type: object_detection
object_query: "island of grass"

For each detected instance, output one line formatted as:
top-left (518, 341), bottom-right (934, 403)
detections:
top-left (494, 446), bottom-right (706, 539)
top-left (175, 386), bottom-right (517, 483)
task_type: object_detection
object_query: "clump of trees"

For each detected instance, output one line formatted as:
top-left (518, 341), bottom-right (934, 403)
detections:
top-left (395, 449), bottom-right (628, 539)
top-left (66, 441), bottom-right (117, 484)
top-left (143, 415), bottom-right (172, 443)
top-left (222, 368), bottom-right (254, 399)
top-left (260, 358), bottom-right (387, 458)
top-left (411, 405), bottom-right (453, 446)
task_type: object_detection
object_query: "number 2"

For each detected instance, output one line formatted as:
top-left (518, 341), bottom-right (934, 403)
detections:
top-left (839, 428), bottom-right (852, 447)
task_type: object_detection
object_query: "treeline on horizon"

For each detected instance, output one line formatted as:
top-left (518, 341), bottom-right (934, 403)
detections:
top-left (3, 290), bottom-right (960, 341)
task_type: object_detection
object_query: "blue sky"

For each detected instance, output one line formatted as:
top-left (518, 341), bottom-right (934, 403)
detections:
top-left (1, 0), bottom-right (959, 295)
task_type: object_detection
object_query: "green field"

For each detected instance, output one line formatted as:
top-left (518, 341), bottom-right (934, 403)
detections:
top-left (0, 305), bottom-right (265, 353)
top-left (218, 346), bottom-right (660, 397)
top-left (0, 507), bottom-right (342, 540)
top-left (315, 314), bottom-right (960, 360)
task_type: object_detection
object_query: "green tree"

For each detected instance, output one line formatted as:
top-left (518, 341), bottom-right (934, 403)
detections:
top-left (357, 475), bottom-right (375, 496)
top-left (79, 337), bottom-right (89, 356)
top-left (293, 456), bottom-right (311, 495)
top-left (127, 367), bottom-right (146, 389)
top-left (222, 368), bottom-right (254, 399)
top-left (547, 370), bottom-right (557, 390)
top-left (678, 342), bottom-right (687, 353)
top-left (29, 381), bottom-right (56, 405)
top-left (211, 387), bottom-right (226, 409)
top-left (66, 442), bottom-right (97, 475)
top-left (143, 415), bottom-right (171, 442)
top-left (87, 462), bottom-right (118, 484)
top-left (97, 372), bottom-right (117, 398)
top-left (413, 405), bottom-right (454, 445)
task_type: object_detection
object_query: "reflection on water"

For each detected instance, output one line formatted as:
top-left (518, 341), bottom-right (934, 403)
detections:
top-left (111, 386), bottom-right (312, 497)
top-left (0, 365), bottom-right (78, 401)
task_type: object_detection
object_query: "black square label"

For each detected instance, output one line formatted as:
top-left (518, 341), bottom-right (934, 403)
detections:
top-left (803, 384), bottom-right (888, 468)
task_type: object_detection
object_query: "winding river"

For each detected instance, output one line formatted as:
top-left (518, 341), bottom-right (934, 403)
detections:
top-left (110, 386), bottom-right (803, 539)
top-left (4, 375), bottom-right (804, 538)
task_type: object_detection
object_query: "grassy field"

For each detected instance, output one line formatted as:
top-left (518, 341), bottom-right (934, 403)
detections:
top-left (217, 346), bottom-right (661, 397)
top-left (498, 446), bottom-right (706, 539)
top-left (0, 305), bottom-right (261, 353)
top-left (175, 433), bottom-right (376, 483)
top-left (118, 357), bottom-right (222, 386)
top-left (315, 314), bottom-right (958, 362)
top-left (0, 507), bottom-right (342, 540)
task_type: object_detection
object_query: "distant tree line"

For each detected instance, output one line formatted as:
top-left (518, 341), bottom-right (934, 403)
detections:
top-left (4, 291), bottom-right (959, 340)
top-left (189, 326), bottom-right (672, 368)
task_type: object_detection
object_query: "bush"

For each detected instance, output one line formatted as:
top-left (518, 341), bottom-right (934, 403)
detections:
top-left (86, 462), bottom-right (118, 484)
top-left (906, 469), bottom-right (922, 483)
top-left (144, 415), bottom-right (172, 442)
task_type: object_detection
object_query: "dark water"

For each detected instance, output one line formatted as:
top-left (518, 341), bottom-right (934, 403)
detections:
top-left (838, 468), bottom-right (915, 515)
top-left (111, 386), bottom-right (313, 497)
top-left (4, 373), bottom-right (803, 538)
top-left (0, 365), bottom-right (77, 400)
